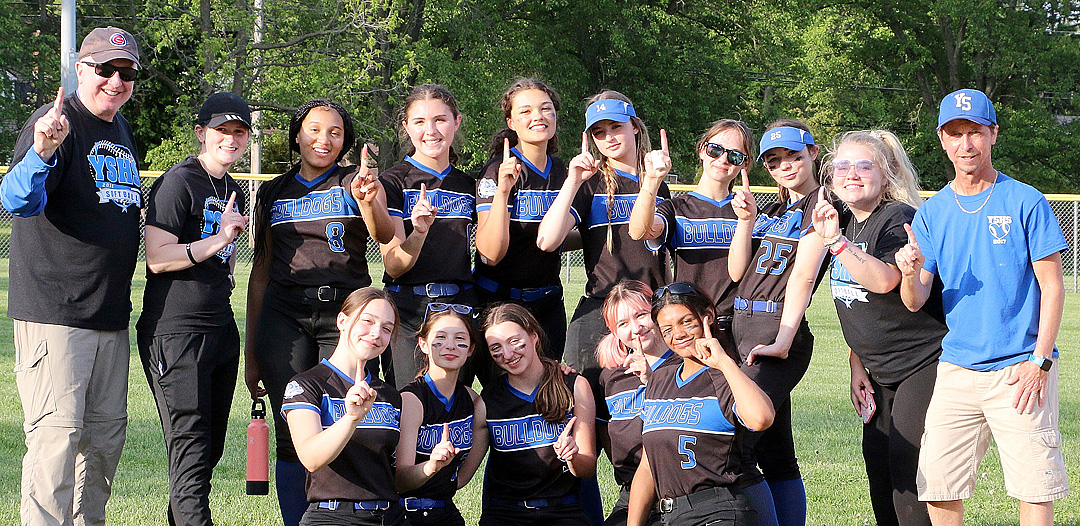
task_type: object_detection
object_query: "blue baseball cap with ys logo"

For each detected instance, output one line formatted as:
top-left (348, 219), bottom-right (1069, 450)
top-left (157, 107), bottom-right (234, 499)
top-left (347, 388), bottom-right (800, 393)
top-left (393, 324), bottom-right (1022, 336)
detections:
top-left (757, 126), bottom-right (815, 161)
top-left (938, 89), bottom-right (996, 129)
top-left (585, 99), bottom-right (637, 129)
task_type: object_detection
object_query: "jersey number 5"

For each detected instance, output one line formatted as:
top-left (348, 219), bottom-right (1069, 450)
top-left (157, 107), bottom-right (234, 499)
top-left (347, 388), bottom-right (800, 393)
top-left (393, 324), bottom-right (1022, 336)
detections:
top-left (754, 240), bottom-right (793, 275)
top-left (679, 435), bottom-right (697, 469)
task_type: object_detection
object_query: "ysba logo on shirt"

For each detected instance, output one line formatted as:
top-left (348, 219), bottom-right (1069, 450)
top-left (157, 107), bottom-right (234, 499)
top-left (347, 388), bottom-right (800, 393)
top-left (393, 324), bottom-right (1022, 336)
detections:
top-left (830, 242), bottom-right (870, 308)
top-left (202, 196), bottom-right (238, 263)
top-left (87, 140), bottom-right (141, 211)
top-left (988, 215), bottom-right (1011, 245)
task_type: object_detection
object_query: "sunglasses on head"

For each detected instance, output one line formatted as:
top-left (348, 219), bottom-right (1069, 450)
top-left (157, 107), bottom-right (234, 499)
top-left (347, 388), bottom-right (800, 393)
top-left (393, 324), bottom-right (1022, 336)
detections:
top-left (423, 302), bottom-right (474, 324)
top-left (831, 159), bottom-right (875, 177)
top-left (83, 61), bottom-right (138, 82)
top-left (704, 143), bottom-right (747, 166)
top-left (653, 282), bottom-right (698, 301)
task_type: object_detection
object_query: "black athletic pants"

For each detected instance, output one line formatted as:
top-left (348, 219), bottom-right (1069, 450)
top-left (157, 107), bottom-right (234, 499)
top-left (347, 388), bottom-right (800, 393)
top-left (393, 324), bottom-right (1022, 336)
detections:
top-left (862, 361), bottom-right (937, 526)
top-left (137, 321), bottom-right (240, 526)
top-left (254, 283), bottom-right (345, 462)
top-left (733, 314), bottom-right (814, 482)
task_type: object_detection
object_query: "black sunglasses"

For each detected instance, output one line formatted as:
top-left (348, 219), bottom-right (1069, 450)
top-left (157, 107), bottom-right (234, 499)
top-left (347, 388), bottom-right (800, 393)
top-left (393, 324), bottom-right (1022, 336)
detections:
top-left (704, 143), bottom-right (747, 166)
top-left (423, 302), bottom-right (474, 324)
top-left (653, 282), bottom-right (698, 300)
top-left (83, 61), bottom-right (138, 82)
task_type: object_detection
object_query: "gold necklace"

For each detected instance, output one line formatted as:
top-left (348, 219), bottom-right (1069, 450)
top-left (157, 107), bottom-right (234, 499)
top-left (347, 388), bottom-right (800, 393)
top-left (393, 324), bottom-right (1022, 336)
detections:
top-left (952, 173), bottom-right (997, 214)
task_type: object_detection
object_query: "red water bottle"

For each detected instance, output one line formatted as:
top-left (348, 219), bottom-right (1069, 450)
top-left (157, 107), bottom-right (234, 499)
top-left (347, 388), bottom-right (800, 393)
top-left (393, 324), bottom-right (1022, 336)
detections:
top-left (246, 399), bottom-right (270, 495)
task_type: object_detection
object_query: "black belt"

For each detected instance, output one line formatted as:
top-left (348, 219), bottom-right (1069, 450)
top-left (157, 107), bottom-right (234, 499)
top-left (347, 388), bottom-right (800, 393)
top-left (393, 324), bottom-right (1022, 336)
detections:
top-left (317, 500), bottom-right (391, 511)
top-left (658, 485), bottom-right (739, 514)
top-left (400, 497), bottom-right (445, 511)
top-left (288, 285), bottom-right (354, 303)
top-left (475, 275), bottom-right (561, 302)
top-left (492, 494), bottom-right (578, 509)
top-left (386, 283), bottom-right (472, 297)
top-left (733, 297), bottom-right (782, 314)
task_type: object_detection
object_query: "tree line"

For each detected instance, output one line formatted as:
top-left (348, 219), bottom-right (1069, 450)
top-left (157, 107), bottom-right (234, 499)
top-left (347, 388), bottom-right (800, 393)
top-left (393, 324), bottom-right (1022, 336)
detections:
top-left (2, 0), bottom-right (1078, 192)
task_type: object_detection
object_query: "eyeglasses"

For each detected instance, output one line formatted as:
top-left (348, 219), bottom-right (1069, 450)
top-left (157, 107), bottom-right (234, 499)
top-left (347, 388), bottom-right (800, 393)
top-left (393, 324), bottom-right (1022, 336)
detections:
top-left (653, 282), bottom-right (698, 301)
top-left (831, 159), bottom-right (875, 178)
top-left (704, 143), bottom-right (748, 166)
top-left (423, 302), bottom-right (474, 324)
top-left (82, 61), bottom-right (138, 82)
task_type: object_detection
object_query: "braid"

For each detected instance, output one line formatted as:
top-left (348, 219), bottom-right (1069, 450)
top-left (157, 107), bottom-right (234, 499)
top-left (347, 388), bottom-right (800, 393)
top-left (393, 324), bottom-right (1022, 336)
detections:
top-left (602, 162), bottom-right (617, 253)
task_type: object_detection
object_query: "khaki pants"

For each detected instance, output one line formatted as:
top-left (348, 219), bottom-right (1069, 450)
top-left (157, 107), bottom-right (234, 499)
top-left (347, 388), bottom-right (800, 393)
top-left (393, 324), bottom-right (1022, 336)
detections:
top-left (14, 320), bottom-right (129, 526)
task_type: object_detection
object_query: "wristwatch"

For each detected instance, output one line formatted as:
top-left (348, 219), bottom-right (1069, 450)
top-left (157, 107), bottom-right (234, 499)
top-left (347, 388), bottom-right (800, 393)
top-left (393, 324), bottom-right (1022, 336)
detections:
top-left (1028, 354), bottom-right (1053, 371)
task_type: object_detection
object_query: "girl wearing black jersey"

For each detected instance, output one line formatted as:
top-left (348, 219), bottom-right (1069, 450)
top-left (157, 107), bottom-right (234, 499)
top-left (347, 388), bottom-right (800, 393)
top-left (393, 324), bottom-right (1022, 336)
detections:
top-left (283, 287), bottom-right (405, 526)
top-left (594, 280), bottom-right (674, 526)
top-left (811, 130), bottom-right (945, 526)
top-left (537, 89), bottom-right (669, 436)
top-left (246, 99), bottom-right (395, 526)
top-left (474, 78), bottom-right (569, 369)
top-left (380, 84), bottom-right (477, 389)
top-left (728, 119), bottom-right (830, 526)
top-left (396, 307), bottom-right (488, 526)
top-left (137, 92), bottom-right (251, 526)
top-left (480, 303), bottom-right (597, 526)
top-left (628, 282), bottom-right (774, 526)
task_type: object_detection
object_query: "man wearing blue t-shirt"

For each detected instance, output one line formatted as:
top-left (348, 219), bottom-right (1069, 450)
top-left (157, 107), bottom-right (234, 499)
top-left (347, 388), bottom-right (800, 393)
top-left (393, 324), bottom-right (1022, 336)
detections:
top-left (895, 89), bottom-right (1069, 526)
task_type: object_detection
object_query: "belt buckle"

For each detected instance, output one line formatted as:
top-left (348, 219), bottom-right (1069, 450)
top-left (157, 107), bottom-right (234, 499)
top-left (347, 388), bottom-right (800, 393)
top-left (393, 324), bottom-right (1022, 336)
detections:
top-left (316, 285), bottom-right (334, 302)
top-left (523, 499), bottom-right (541, 509)
top-left (766, 300), bottom-right (777, 313)
top-left (658, 498), bottom-right (673, 513)
top-left (325, 500), bottom-right (339, 511)
top-left (423, 283), bottom-right (444, 297)
top-left (402, 498), bottom-right (419, 512)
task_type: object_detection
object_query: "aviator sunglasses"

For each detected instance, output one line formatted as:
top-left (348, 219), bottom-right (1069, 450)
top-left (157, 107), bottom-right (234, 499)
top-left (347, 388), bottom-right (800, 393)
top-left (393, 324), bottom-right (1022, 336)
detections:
top-left (704, 143), bottom-right (748, 166)
top-left (831, 159), bottom-right (876, 177)
top-left (82, 61), bottom-right (138, 82)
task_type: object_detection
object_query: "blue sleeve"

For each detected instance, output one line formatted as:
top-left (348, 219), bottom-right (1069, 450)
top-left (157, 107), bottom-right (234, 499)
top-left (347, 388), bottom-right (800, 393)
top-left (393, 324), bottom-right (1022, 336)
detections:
top-left (1024, 194), bottom-right (1068, 263)
top-left (1, 150), bottom-right (54, 217)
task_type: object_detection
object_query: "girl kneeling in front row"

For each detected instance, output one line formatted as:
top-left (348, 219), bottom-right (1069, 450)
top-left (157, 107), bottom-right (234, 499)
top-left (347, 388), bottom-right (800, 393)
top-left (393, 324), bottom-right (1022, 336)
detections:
top-left (628, 283), bottom-right (775, 526)
top-left (480, 303), bottom-right (597, 526)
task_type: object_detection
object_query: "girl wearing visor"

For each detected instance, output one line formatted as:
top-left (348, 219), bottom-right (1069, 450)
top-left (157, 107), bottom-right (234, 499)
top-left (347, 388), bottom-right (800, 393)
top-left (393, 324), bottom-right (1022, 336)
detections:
top-left (728, 120), bottom-right (832, 526)
top-left (138, 92), bottom-right (251, 526)
top-left (246, 99), bottom-right (394, 526)
top-left (537, 90), bottom-right (671, 403)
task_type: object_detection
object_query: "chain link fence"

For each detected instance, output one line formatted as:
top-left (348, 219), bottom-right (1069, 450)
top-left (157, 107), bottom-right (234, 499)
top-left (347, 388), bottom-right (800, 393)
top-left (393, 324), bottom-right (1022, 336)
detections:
top-left (0, 172), bottom-right (1076, 291)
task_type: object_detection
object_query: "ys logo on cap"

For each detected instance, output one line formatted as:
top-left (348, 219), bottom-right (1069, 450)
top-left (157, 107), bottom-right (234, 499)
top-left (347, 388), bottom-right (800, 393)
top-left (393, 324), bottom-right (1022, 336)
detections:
top-left (988, 215), bottom-right (1011, 245)
top-left (954, 92), bottom-right (972, 111)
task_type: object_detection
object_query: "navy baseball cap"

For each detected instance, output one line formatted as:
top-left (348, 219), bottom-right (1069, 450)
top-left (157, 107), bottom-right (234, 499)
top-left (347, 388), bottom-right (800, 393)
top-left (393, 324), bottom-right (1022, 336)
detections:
top-left (585, 99), bottom-right (637, 129)
top-left (937, 89), bottom-right (996, 128)
top-left (198, 92), bottom-right (251, 129)
top-left (757, 126), bottom-right (815, 161)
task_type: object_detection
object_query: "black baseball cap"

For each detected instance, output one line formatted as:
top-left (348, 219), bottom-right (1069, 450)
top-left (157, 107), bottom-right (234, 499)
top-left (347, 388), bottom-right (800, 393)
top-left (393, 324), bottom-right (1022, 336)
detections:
top-left (198, 92), bottom-right (252, 129)
top-left (78, 27), bottom-right (141, 68)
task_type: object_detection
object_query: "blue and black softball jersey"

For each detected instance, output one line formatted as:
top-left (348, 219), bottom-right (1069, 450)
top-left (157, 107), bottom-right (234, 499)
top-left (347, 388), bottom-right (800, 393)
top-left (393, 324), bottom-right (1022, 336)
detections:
top-left (281, 360), bottom-right (401, 502)
top-left (400, 374), bottom-right (476, 501)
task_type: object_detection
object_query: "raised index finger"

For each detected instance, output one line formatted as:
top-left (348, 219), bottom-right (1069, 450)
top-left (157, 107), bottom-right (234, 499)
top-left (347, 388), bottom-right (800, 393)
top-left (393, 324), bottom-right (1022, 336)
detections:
top-left (904, 223), bottom-right (918, 247)
top-left (560, 416), bottom-right (578, 439)
top-left (581, 131), bottom-right (589, 155)
top-left (52, 86), bottom-right (65, 116)
top-left (818, 185), bottom-right (826, 205)
top-left (660, 128), bottom-right (669, 154)
top-left (741, 169), bottom-right (750, 192)
top-left (224, 191), bottom-right (237, 213)
top-left (701, 315), bottom-right (713, 340)
top-left (441, 422), bottom-right (451, 443)
top-left (504, 137), bottom-right (511, 162)
top-left (419, 183), bottom-right (428, 202)
top-left (356, 358), bottom-right (364, 383)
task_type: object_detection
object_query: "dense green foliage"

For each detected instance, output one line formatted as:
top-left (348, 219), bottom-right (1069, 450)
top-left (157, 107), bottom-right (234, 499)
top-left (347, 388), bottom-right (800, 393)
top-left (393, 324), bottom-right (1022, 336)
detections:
top-left (1, 0), bottom-right (1078, 191)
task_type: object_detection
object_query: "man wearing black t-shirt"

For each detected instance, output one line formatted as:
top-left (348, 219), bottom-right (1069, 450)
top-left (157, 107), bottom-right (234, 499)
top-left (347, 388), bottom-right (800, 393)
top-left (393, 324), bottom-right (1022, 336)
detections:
top-left (0, 27), bottom-right (142, 526)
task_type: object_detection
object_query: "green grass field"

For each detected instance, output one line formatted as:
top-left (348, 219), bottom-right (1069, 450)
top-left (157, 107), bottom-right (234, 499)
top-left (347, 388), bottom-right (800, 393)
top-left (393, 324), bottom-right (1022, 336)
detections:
top-left (0, 260), bottom-right (1077, 525)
